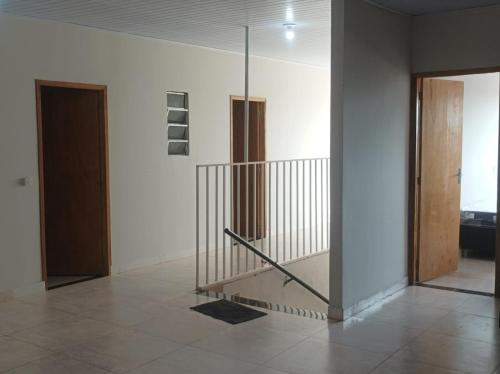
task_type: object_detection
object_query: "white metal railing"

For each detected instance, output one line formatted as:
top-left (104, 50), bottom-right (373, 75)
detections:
top-left (195, 158), bottom-right (330, 290)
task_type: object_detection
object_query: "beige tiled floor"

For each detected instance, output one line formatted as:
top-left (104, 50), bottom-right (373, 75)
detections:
top-left (1, 255), bottom-right (500, 373)
top-left (424, 257), bottom-right (495, 294)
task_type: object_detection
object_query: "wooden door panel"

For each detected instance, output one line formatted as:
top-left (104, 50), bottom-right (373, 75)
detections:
top-left (42, 86), bottom-right (106, 276)
top-left (231, 99), bottom-right (266, 238)
top-left (418, 79), bottom-right (464, 282)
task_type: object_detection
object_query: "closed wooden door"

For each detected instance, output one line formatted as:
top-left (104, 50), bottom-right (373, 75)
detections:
top-left (418, 78), bottom-right (464, 282)
top-left (39, 83), bottom-right (109, 277)
top-left (231, 98), bottom-right (266, 239)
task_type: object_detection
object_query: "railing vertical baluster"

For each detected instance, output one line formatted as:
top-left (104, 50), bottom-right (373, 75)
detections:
top-left (230, 164), bottom-right (234, 277)
top-left (237, 164), bottom-right (241, 275)
top-left (309, 159), bottom-right (312, 254)
top-left (302, 159), bottom-right (305, 256)
top-left (261, 163), bottom-right (265, 257)
top-left (196, 157), bottom-right (330, 287)
top-left (282, 161), bottom-right (286, 262)
top-left (205, 167), bottom-right (210, 284)
top-left (315, 159), bottom-right (318, 252)
top-left (195, 166), bottom-right (199, 289)
top-left (215, 166), bottom-right (219, 281)
top-left (296, 160), bottom-right (299, 258)
top-left (223, 165), bottom-right (226, 279)
top-left (253, 164), bottom-right (257, 269)
top-left (275, 162), bottom-right (279, 262)
top-left (245, 163), bottom-right (249, 272)
top-left (327, 158), bottom-right (330, 249)
top-left (224, 228), bottom-right (329, 305)
top-left (289, 161), bottom-right (292, 260)
top-left (268, 162), bottom-right (272, 261)
top-left (321, 159), bottom-right (324, 250)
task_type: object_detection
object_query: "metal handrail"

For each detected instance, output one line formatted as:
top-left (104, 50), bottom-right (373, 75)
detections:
top-left (196, 157), bottom-right (329, 168)
top-left (224, 228), bottom-right (330, 305)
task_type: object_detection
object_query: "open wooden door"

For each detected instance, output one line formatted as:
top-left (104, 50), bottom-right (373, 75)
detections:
top-left (231, 97), bottom-right (266, 239)
top-left (418, 78), bottom-right (464, 282)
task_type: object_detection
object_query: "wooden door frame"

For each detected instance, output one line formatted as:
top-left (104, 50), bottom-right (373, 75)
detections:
top-left (408, 67), bottom-right (500, 296)
top-left (35, 80), bottom-right (111, 287)
top-left (229, 95), bottom-right (267, 163)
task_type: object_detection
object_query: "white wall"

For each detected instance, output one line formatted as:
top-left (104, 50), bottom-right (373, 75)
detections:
top-left (0, 14), bottom-right (330, 293)
top-left (413, 7), bottom-right (500, 73)
top-left (441, 74), bottom-right (499, 213)
top-left (330, 0), bottom-right (411, 316)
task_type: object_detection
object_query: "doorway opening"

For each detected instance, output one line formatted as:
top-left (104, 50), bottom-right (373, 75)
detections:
top-left (410, 72), bottom-right (499, 296)
top-left (36, 80), bottom-right (111, 290)
top-left (230, 96), bottom-right (266, 240)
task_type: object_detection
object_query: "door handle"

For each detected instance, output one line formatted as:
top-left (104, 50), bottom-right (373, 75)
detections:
top-left (454, 168), bottom-right (462, 185)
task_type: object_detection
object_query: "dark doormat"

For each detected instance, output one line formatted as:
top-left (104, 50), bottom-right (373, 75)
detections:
top-left (191, 299), bottom-right (267, 324)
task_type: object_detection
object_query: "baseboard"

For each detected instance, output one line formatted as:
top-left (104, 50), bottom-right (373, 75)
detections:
top-left (110, 252), bottom-right (194, 275)
top-left (328, 277), bottom-right (408, 321)
top-left (0, 281), bottom-right (46, 301)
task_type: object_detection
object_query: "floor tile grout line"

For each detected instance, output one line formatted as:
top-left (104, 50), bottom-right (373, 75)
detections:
top-left (254, 333), bottom-right (312, 367)
top-left (186, 328), bottom-right (312, 367)
top-left (366, 320), bottom-right (500, 373)
top-left (96, 342), bottom-right (187, 374)
top-left (365, 324), bottom-right (433, 374)
top-left (0, 338), bottom-right (55, 374)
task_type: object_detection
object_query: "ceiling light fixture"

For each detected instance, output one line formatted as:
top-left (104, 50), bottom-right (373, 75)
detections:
top-left (284, 23), bottom-right (296, 41)
top-left (286, 7), bottom-right (294, 22)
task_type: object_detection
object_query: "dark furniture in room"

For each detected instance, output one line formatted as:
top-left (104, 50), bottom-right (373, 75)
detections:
top-left (460, 211), bottom-right (496, 259)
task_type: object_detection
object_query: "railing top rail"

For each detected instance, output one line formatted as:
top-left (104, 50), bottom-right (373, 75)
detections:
top-left (196, 157), bottom-right (330, 168)
top-left (223, 228), bottom-right (330, 305)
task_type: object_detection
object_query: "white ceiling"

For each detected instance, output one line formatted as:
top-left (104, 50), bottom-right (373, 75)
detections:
top-left (368, 0), bottom-right (500, 15)
top-left (0, 0), bottom-right (331, 67)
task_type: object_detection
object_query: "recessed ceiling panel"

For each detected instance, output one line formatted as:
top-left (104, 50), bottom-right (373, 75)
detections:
top-left (368, 0), bottom-right (500, 15)
top-left (0, 0), bottom-right (331, 67)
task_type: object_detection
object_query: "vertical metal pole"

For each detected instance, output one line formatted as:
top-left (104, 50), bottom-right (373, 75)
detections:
top-left (223, 165), bottom-right (226, 279)
top-left (244, 25), bottom-right (249, 164)
top-left (206, 167), bottom-right (210, 284)
top-left (244, 25), bottom-right (249, 271)
top-left (195, 166), bottom-right (199, 289)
